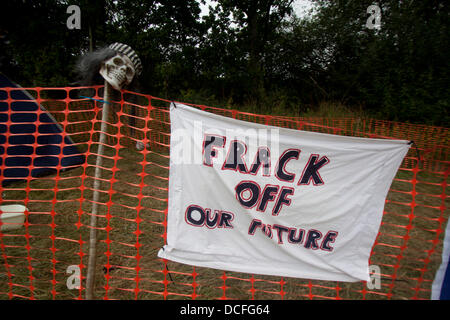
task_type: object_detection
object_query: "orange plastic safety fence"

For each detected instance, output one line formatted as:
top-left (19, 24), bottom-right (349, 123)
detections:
top-left (0, 87), bottom-right (448, 300)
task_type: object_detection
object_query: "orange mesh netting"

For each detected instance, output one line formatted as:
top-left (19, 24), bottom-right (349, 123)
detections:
top-left (0, 86), bottom-right (448, 300)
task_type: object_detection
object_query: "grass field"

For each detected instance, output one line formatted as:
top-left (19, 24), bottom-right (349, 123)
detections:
top-left (0, 92), bottom-right (448, 300)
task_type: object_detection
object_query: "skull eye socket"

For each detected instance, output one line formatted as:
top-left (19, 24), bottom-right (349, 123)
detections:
top-left (113, 57), bottom-right (124, 66)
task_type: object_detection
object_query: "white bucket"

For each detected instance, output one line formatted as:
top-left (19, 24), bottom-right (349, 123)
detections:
top-left (0, 205), bottom-right (27, 231)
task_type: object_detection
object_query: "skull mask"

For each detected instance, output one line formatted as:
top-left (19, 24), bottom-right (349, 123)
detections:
top-left (99, 54), bottom-right (135, 90)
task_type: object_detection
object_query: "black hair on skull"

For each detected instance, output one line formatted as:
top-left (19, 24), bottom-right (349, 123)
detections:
top-left (74, 47), bottom-right (118, 86)
top-left (73, 45), bottom-right (144, 148)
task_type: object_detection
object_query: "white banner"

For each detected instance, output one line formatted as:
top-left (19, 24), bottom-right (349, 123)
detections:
top-left (158, 103), bottom-right (410, 282)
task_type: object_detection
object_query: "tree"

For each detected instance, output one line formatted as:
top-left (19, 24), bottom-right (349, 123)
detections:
top-left (283, 0), bottom-right (449, 125)
top-left (209, 0), bottom-right (294, 104)
top-left (106, 0), bottom-right (206, 96)
top-left (0, 0), bottom-right (85, 86)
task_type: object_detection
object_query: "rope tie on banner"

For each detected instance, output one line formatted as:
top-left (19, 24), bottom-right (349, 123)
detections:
top-left (408, 140), bottom-right (421, 168)
top-left (165, 264), bottom-right (175, 284)
top-left (161, 248), bottom-right (175, 285)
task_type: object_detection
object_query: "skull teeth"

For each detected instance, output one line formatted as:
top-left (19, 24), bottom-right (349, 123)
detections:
top-left (110, 70), bottom-right (126, 83)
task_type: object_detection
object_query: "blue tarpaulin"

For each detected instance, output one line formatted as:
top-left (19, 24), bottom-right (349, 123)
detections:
top-left (0, 73), bottom-right (85, 185)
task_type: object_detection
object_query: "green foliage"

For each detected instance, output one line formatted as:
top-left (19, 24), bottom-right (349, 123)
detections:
top-left (303, 0), bottom-right (450, 126)
top-left (0, 0), bottom-right (448, 126)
